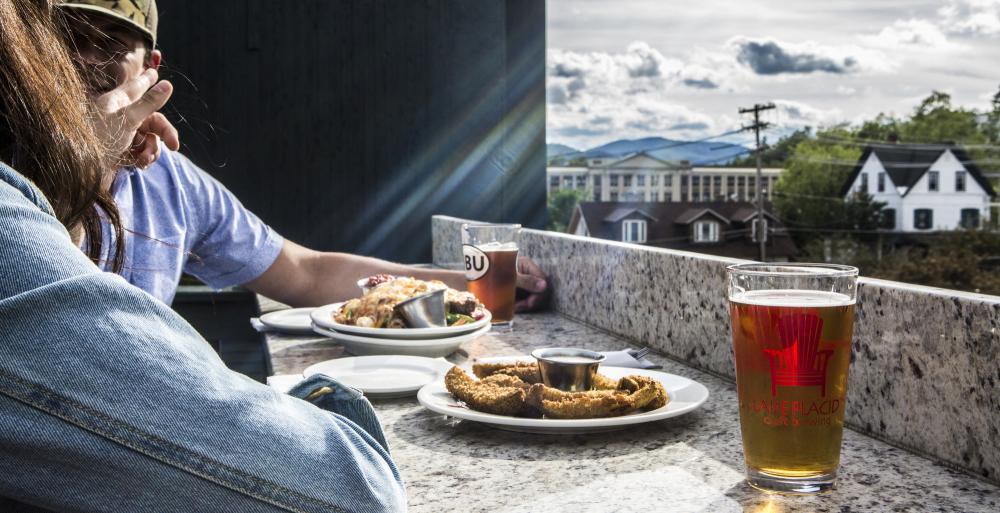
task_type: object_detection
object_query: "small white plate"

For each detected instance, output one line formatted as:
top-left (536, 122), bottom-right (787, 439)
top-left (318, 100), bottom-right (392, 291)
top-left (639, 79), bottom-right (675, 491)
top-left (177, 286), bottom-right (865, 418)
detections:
top-left (310, 302), bottom-right (491, 340)
top-left (258, 308), bottom-right (316, 334)
top-left (304, 355), bottom-right (454, 398)
top-left (311, 323), bottom-right (491, 358)
top-left (417, 367), bottom-right (710, 434)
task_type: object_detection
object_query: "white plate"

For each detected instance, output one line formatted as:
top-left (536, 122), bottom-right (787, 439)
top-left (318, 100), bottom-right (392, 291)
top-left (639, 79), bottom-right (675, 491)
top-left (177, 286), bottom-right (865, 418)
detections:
top-left (310, 302), bottom-right (491, 340)
top-left (258, 308), bottom-right (316, 334)
top-left (304, 355), bottom-right (454, 398)
top-left (311, 323), bottom-right (491, 358)
top-left (417, 367), bottom-right (710, 434)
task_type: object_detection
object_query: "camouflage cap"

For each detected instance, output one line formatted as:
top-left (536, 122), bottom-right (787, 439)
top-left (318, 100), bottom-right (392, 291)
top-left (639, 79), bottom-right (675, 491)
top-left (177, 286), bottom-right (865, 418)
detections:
top-left (60, 0), bottom-right (158, 46)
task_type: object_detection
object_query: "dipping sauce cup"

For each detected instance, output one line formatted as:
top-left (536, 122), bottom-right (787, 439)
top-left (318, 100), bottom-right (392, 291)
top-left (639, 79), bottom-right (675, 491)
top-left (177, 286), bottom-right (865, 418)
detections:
top-left (531, 348), bottom-right (605, 392)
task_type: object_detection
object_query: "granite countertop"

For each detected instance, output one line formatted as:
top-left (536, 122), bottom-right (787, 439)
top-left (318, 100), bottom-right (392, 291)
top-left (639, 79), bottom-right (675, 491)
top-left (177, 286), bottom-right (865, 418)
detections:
top-left (258, 298), bottom-right (1000, 513)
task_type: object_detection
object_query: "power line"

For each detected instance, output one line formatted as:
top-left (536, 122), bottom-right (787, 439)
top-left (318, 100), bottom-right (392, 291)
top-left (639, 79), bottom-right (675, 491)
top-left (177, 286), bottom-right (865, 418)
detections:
top-left (639, 128), bottom-right (749, 154)
top-left (816, 134), bottom-right (1000, 151)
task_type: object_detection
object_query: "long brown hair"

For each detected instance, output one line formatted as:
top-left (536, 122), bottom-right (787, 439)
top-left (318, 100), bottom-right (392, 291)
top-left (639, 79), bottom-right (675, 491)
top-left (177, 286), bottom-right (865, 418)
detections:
top-left (0, 0), bottom-right (124, 271)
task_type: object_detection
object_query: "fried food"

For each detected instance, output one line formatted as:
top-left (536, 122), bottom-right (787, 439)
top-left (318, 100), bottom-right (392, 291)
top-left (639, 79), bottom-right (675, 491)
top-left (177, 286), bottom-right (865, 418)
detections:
top-left (472, 361), bottom-right (543, 384)
top-left (444, 367), bottom-right (531, 416)
top-left (473, 361), bottom-right (621, 389)
top-left (445, 365), bottom-right (669, 419)
top-left (592, 372), bottom-right (620, 390)
top-left (524, 375), bottom-right (668, 419)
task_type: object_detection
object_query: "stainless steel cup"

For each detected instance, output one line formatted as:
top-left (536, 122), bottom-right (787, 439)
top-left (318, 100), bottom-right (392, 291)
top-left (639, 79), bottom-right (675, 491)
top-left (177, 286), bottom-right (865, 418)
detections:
top-left (394, 289), bottom-right (447, 328)
top-left (531, 348), bottom-right (606, 392)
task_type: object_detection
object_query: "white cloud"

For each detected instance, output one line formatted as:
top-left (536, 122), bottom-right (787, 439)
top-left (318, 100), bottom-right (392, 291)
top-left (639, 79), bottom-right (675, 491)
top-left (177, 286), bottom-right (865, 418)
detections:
top-left (939, 0), bottom-right (1000, 36)
top-left (859, 19), bottom-right (956, 50)
top-left (773, 100), bottom-right (844, 129)
top-left (547, 43), bottom-right (731, 147)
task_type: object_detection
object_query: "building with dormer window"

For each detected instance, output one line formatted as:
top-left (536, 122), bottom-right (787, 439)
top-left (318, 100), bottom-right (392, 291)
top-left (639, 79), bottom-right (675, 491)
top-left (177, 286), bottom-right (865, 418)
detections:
top-left (840, 144), bottom-right (995, 231)
top-left (566, 201), bottom-right (797, 260)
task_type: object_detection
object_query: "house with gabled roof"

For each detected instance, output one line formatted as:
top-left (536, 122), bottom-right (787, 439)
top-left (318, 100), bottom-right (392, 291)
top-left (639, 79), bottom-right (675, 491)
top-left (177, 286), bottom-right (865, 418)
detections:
top-left (567, 201), bottom-right (797, 260)
top-left (841, 144), bottom-right (995, 232)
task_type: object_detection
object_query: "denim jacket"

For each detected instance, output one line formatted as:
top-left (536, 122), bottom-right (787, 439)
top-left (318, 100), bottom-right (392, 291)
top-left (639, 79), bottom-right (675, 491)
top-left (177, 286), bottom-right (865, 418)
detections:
top-left (0, 163), bottom-right (406, 512)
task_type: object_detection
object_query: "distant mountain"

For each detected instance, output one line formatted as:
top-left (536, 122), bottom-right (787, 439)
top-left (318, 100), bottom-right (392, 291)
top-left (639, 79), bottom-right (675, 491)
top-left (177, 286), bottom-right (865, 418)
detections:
top-left (546, 143), bottom-right (578, 158)
top-left (548, 137), bottom-right (750, 166)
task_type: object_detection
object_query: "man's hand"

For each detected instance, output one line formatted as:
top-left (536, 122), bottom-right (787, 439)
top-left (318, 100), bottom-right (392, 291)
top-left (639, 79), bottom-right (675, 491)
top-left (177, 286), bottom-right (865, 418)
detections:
top-left (515, 256), bottom-right (549, 312)
top-left (92, 68), bottom-right (179, 170)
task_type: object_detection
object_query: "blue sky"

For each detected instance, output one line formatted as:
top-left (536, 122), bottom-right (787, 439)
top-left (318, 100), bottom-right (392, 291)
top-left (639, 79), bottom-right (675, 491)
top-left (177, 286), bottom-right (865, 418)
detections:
top-left (546, 0), bottom-right (1000, 149)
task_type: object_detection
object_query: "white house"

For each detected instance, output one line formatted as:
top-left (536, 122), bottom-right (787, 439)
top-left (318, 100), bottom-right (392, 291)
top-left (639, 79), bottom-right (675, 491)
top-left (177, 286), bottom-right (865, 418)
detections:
top-left (547, 152), bottom-right (782, 203)
top-left (842, 144), bottom-right (995, 231)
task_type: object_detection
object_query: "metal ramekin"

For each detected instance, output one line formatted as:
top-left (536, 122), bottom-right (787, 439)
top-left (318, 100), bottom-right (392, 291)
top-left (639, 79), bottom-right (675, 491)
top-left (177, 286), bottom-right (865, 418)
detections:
top-left (531, 347), bottom-right (605, 392)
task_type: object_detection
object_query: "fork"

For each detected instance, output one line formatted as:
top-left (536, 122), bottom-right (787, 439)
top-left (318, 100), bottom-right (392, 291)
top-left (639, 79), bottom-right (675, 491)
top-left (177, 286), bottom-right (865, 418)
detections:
top-left (630, 347), bottom-right (650, 361)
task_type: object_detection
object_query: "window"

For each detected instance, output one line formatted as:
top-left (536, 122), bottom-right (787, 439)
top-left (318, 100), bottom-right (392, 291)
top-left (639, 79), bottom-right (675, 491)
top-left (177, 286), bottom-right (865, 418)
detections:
top-left (610, 192), bottom-right (619, 201)
top-left (562, 176), bottom-right (572, 187)
top-left (713, 176), bottom-right (722, 198)
top-left (956, 171), bottom-right (966, 192)
top-left (622, 220), bottom-right (647, 243)
top-left (751, 218), bottom-right (768, 242)
top-left (914, 209), bottom-right (933, 230)
top-left (859, 173), bottom-right (868, 193)
top-left (727, 176), bottom-right (735, 189)
top-left (637, 174), bottom-right (645, 186)
top-left (610, 174), bottom-right (619, 186)
top-left (576, 176), bottom-right (586, 188)
top-left (928, 171), bottom-right (939, 192)
top-left (880, 208), bottom-right (896, 230)
top-left (652, 191), bottom-right (659, 201)
top-left (593, 190), bottom-right (601, 201)
top-left (960, 208), bottom-right (980, 229)
top-left (692, 176), bottom-right (700, 186)
top-left (549, 176), bottom-right (559, 187)
top-left (650, 174), bottom-right (658, 186)
top-left (593, 175), bottom-right (602, 186)
top-left (693, 221), bottom-right (719, 243)
top-left (624, 175), bottom-right (633, 187)
top-left (592, 159), bottom-right (603, 165)
top-left (877, 172), bottom-right (885, 193)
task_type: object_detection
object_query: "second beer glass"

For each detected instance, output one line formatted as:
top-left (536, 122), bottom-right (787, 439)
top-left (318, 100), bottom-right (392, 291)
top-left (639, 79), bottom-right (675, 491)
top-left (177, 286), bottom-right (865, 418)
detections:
top-left (727, 263), bottom-right (858, 493)
top-left (462, 223), bottom-right (520, 327)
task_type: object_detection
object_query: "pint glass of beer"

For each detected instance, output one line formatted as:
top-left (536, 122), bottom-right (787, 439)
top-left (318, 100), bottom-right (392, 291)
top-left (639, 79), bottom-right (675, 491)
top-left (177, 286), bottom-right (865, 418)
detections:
top-left (727, 263), bottom-right (858, 493)
top-left (462, 223), bottom-right (520, 327)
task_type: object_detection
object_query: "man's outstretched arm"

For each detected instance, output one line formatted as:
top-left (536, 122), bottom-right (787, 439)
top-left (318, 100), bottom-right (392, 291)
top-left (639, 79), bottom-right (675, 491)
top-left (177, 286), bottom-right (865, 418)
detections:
top-left (245, 239), bottom-right (549, 309)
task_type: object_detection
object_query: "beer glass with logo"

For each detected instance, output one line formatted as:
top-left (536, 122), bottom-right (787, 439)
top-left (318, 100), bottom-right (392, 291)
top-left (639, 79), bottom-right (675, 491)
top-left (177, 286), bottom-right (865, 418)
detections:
top-left (462, 223), bottom-right (520, 328)
top-left (727, 263), bottom-right (858, 493)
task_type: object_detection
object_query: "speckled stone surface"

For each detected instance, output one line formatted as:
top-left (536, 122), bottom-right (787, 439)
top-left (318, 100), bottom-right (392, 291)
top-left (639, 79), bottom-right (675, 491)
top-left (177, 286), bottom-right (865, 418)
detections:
top-left (259, 301), bottom-right (1000, 513)
top-left (431, 215), bottom-right (1000, 484)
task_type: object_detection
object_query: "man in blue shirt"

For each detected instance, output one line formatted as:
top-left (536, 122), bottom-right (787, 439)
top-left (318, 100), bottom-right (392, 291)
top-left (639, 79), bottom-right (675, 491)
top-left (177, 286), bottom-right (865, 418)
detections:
top-left (61, 0), bottom-right (550, 308)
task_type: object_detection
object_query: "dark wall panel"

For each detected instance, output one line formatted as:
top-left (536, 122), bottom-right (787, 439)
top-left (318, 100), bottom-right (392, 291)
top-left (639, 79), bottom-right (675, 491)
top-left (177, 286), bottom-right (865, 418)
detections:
top-left (156, 0), bottom-right (546, 263)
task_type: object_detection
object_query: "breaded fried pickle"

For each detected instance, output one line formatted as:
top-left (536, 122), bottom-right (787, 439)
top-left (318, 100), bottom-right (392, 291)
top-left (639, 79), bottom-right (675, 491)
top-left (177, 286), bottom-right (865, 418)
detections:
top-left (525, 376), bottom-right (669, 419)
top-left (447, 364), bottom-right (669, 419)
top-left (444, 367), bottom-right (529, 416)
top-left (472, 361), bottom-right (542, 383)
top-left (592, 372), bottom-right (620, 390)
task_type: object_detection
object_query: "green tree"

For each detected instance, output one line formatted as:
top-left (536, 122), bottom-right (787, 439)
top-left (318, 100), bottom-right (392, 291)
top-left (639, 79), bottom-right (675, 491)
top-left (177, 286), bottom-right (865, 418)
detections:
top-left (902, 91), bottom-right (986, 144)
top-left (547, 188), bottom-right (589, 232)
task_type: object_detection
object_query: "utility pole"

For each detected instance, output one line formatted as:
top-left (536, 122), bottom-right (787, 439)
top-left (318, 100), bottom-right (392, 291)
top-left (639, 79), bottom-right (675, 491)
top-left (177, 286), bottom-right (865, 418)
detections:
top-left (739, 102), bottom-right (775, 262)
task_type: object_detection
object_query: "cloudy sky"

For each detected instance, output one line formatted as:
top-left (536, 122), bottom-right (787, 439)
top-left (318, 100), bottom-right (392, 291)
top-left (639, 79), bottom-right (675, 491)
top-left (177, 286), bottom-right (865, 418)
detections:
top-left (546, 0), bottom-right (1000, 150)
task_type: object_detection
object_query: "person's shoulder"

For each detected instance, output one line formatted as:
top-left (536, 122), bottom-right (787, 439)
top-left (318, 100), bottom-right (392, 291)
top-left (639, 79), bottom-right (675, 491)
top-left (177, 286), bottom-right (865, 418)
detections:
top-left (0, 162), bottom-right (55, 215)
top-left (144, 145), bottom-right (214, 188)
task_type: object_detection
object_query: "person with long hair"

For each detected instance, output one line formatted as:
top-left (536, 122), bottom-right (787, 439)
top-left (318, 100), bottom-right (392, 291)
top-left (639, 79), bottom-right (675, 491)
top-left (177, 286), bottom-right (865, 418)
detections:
top-left (55, 0), bottom-right (550, 309)
top-left (0, 1), bottom-right (406, 511)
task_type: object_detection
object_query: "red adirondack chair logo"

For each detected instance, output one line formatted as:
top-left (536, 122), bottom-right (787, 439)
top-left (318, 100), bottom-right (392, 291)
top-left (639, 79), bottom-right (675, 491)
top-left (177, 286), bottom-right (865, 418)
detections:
top-left (761, 311), bottom-right (833, 397)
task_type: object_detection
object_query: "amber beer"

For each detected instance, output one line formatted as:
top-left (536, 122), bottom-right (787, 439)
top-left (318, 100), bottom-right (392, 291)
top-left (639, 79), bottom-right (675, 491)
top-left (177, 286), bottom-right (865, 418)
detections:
top-left (462, 223), bottom-right (521, 327)
top-left (727, 264), bottom-right (858, 493)
top-left (465, 245), bottom-right (518, 323)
